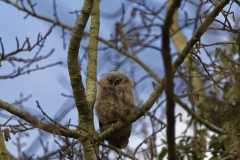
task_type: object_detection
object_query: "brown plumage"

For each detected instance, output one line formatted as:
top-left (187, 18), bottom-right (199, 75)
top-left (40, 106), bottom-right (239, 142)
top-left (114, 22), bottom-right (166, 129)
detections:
top-left (96, 71), bottom-right (134, 149)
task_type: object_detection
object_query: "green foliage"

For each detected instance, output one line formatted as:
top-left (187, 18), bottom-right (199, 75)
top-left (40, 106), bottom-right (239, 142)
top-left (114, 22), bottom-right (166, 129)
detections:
top-left (173, 131), bottom-right (206, 160)
top-left (158, 147), bottom-right (167, 160)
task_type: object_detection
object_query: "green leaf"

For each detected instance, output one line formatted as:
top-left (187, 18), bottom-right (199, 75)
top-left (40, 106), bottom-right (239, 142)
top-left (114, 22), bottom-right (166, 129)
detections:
top-left (158, 147), bottom-right (168, 160)
top-left (222, 122), bottom-right (232, 132)
top-left (197, 153), bottom-right (206, 159)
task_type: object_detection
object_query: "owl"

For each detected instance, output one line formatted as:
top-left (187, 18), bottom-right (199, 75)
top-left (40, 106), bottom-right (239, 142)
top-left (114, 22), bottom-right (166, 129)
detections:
top-left (96, 71), bottom-right (135, 149)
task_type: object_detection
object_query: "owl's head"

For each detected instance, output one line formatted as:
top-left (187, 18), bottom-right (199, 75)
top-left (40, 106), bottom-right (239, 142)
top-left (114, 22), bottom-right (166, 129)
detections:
top-left (100, 71), bottom-right (132, 88)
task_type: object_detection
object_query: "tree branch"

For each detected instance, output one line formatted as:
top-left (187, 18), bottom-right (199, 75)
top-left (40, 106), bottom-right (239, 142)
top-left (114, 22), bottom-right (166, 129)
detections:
top-left (67, 0), bottom-right (93, 127)
top-left (2, 0), bottom-right (72, 30)
top-left (171, 3), bottom-right (206, 106)
top-left (86, 0), bottom-right (100, 109)
top-left (0, 100), bottom-right (80, 138)
top-left (67, 0), bottom-right (100, 159)
top-left (172, 0), bottom-right (230, 73)
top-left (175, 98), bottom-right (224, 134)
top-left (162, 0), bottom-right (182, 159)
top-left (97, 36), bottom-right (162, 83)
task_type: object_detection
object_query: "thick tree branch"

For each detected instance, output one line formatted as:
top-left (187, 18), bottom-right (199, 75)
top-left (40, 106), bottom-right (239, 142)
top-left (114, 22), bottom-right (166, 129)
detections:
top-left (85, 0), bottom-right (100, 158)
top-left (86, 0), bottom-right (100, 109)
top-left (67, 0), bottom-right (100, 159)
top-left (162, 0), bottom-right (181, 159)
top-left (67, 0), bottom-right (93, 126)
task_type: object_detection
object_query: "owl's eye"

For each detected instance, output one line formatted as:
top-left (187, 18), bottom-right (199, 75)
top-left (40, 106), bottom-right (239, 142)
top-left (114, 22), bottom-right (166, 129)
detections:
top-left (108, 79), bottom-right (114, 85)
top-left (115, 79), bottom-right (121, 85)
top-left (109, 79), bottom-right (121, 86)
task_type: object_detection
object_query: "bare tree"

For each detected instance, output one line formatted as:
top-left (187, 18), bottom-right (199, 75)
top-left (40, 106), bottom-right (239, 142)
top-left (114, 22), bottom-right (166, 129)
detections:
top-left (0, 0), bottom-right (240, 159)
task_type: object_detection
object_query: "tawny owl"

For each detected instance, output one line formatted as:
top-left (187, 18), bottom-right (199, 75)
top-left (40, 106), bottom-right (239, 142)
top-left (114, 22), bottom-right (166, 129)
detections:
top-left (96, 71), bottom-right (135, 149)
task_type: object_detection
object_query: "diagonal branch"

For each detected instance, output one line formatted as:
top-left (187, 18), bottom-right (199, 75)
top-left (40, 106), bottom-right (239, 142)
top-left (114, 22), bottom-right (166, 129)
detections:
top-left (0, 100), bottom-right (80, 138)
top-left (172, 0), bottom-right (230, 73)
top-left (175, 98), bottom-right (224, 134)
